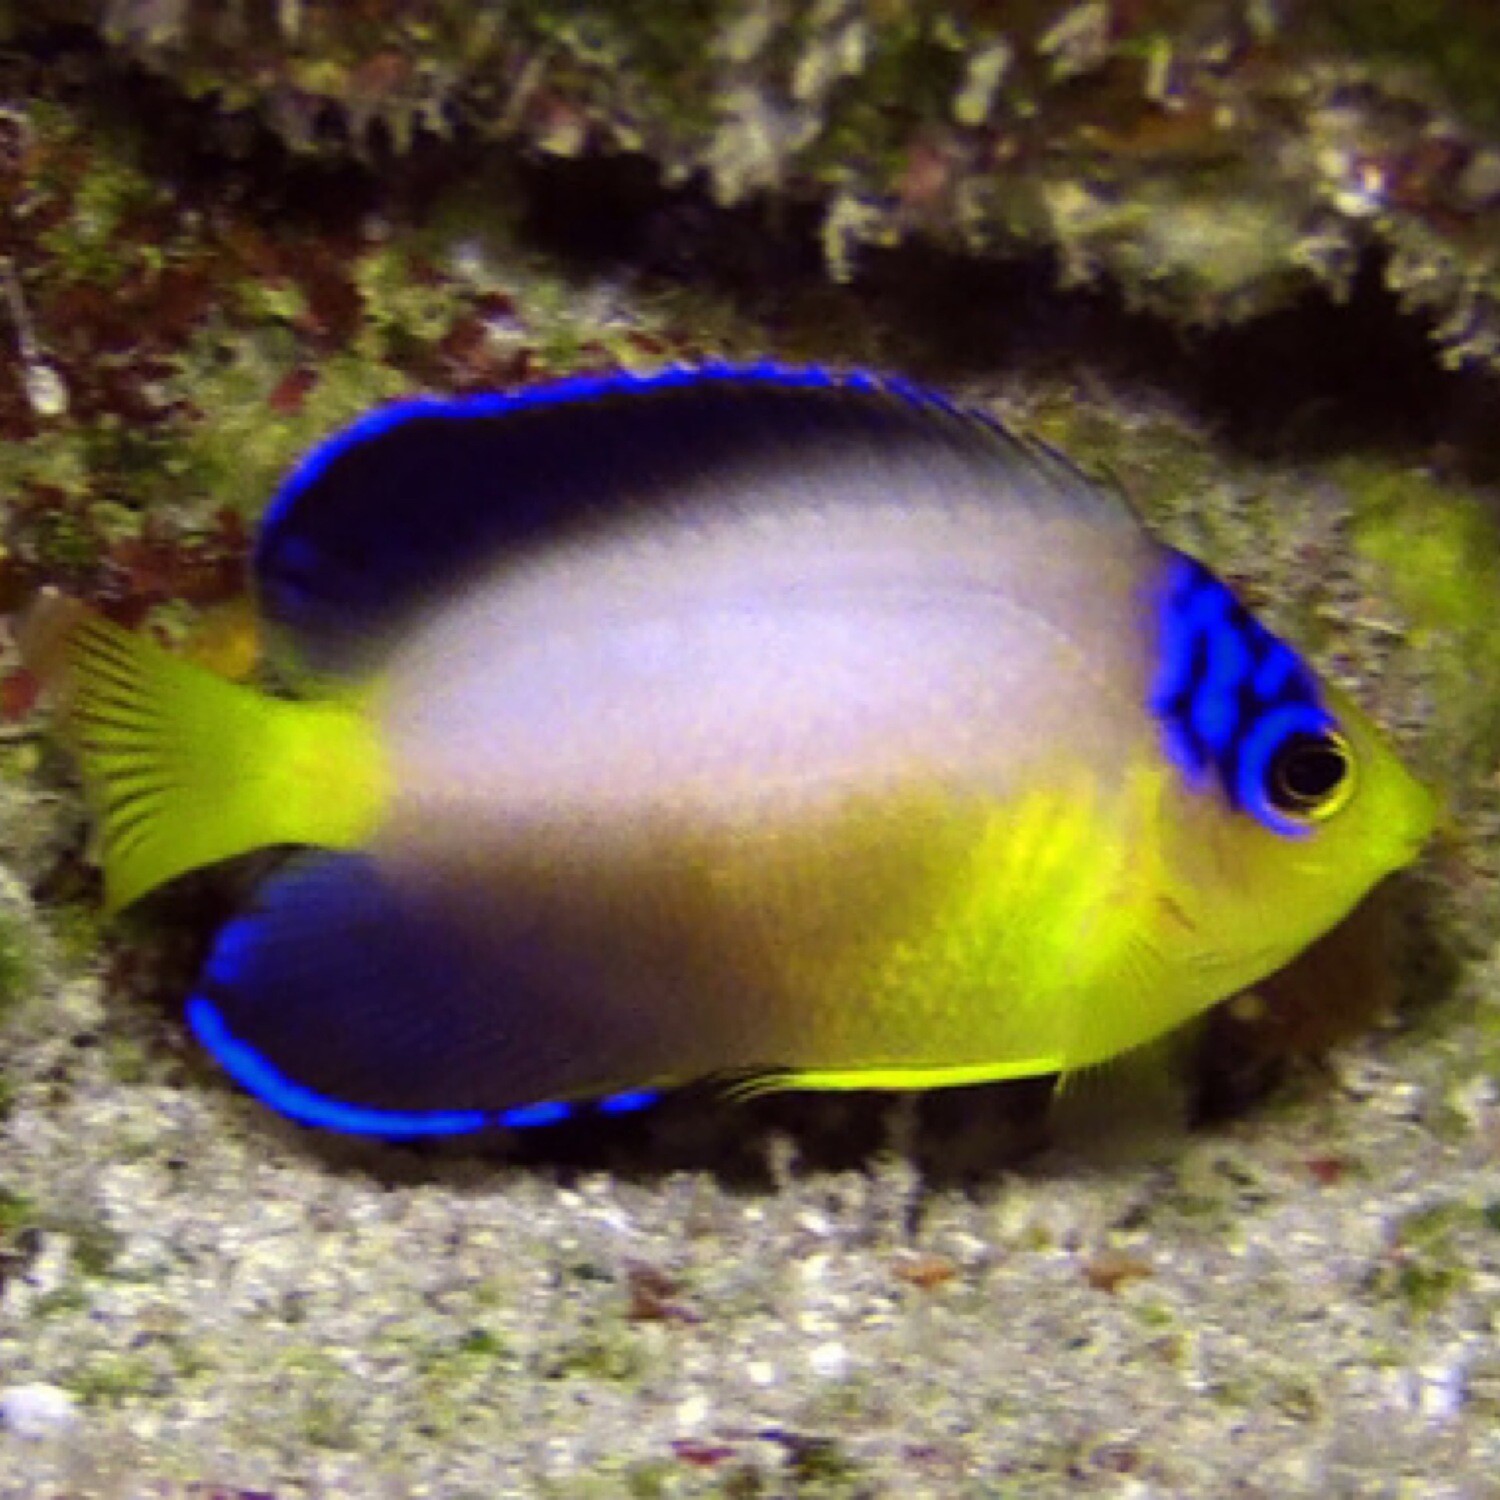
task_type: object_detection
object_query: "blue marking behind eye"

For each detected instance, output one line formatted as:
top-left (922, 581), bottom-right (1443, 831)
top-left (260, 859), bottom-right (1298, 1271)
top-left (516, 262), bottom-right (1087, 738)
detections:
top-left (1234, 702), bottom-right (1334, 838)
top-left (1252, 640), bottom-right (1300, 702)
top-left (1148, 556), bottom-right (1205, 712)
top-left (1203, 615), bottom-right (1251, 697)
top-left (599, 1089), bottom-right (660, 1116)
top-left (1190, 617), bottom-right (1253, 750)
top-left (1150, 551), bottom-right (1338, 835)
top-left (1190, 686), bottom-right (1238, 754)
top-left (187, 994), bottom-right (490, 1139)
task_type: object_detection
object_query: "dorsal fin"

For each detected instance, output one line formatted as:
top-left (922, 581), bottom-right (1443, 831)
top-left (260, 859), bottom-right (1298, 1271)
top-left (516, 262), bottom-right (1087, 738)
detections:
top-left (253, 362), bottom-right (1131, 679)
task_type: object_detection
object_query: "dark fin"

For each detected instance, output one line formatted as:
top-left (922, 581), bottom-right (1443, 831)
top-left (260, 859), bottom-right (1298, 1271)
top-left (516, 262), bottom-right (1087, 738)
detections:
top-left (1048, 1026), bottom-right (1199, 1162)
top-left (254, 361), bottom-right (1129, 677)
top-left (189, 853), bottom-right (670, 1138)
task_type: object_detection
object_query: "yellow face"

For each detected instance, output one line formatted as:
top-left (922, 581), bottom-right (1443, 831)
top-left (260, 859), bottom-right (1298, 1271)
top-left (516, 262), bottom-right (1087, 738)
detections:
top-left (1140, 551), bottom-right (1436, 1008)
top-left (1156, 680), bottom-right (1436, 1007)
top-left (1283, 682), bottom-right (1436, 882)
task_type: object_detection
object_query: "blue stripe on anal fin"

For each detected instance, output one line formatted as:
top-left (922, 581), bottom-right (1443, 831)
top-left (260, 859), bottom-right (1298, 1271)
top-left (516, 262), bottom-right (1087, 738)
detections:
top-left (598, 1089), bottom-right (660, 1116)
top-left (191, 991), bottom-right (663, 1137)
top-left (252, 363), bottom-right (1119, 678)
top-left (188, 852), bottom-right (671, 1137)
top-left (187, 994), bottom-right (490, 1138)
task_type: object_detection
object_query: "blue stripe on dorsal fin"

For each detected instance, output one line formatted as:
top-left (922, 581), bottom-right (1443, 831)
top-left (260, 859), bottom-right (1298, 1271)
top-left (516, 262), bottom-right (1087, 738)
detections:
top-left (187, 851), bottom-right (675, 1138)
top-left (252, 361), bottom-right (1119, 679)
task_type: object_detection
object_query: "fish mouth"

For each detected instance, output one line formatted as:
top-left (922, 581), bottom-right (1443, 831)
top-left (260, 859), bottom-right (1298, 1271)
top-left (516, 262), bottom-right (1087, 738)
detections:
top-left (1414, 773), bottom-right (1443, 839)
top-left (1416, 783), bottom-right (1473, 865)
top-left (1389, 776), bottom-right (1442, 870)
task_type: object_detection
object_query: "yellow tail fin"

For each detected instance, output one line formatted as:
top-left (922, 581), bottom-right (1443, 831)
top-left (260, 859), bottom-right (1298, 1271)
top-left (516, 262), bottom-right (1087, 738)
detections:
top-left (19, 590), bottom-right (390, 912)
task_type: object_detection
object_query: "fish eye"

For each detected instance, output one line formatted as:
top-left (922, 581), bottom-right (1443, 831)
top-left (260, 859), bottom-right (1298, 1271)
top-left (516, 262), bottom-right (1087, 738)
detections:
top-left (1265, 729), bottom-right (1354, 822)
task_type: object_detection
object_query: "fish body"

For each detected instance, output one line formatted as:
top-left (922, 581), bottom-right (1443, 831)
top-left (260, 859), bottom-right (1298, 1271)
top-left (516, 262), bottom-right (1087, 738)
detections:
top-left (23, 365), bottom-right (1436, 1136)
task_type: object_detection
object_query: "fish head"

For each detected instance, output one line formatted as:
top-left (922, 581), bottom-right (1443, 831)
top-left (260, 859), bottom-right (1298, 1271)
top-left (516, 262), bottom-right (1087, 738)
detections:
top-left (1143, 553), bottom-right (1436, 1002)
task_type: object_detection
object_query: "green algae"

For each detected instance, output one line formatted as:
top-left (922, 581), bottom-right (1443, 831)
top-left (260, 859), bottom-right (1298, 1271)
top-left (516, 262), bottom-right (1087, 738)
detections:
top-left (30, 1283), bottom-right (91, 1317)
top-left (781, 1433), bottom-right (862, 1491)
top-left (1090, 182), bottom-right (1313, 325)
top-left (10, 0), bottom-right (1500, 380)
top-left (0, 904), bottom-right (36, 1024)
top-left (1365, 1196), bottom-right (1499, 1320)
top-left (619, 1460), bottom-right (679, 1499)
top-left (67, 1219), bottom-right (120, 1277)
top-left (1313, 0), bottom-right (1500, 129)
top-left (354, 242), bottom-right (466, 354)
top-left (0, 1185), bottom-right (36, 1239)
top-left (539, 1327), bottom-right (652, 1384)
top-left (74, 1351), bottom-right (159, 1404)
top-left (165, 339), bottom-right (409, 517)
top-left (1343, 459), bottom-right (1500, 787)
top-left (35, 131), bottom-right (161, 286)
top-left (1345, 464), bottom-right (1500, 668)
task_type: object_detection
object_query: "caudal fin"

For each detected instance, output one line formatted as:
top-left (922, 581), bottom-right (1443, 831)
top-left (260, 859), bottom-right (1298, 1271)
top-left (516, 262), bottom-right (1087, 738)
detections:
top-left (18, 589), bottom-right (389, 911)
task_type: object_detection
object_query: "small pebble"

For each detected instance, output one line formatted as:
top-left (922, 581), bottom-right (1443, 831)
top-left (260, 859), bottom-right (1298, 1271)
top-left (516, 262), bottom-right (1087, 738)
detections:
top-left (1418, 1360), bottom-right (1468, 1425)
top-left (1084, 1249), bottom-right (1154, 1293)
top-left (675, 1392), bottom-right (710, 1430)
top-left (894, 1252), bottom-right (959, 1290)
top-left (22, 361), bottom-right (67, 418)
top-left (0, 1383), bottom-right (79, 1440)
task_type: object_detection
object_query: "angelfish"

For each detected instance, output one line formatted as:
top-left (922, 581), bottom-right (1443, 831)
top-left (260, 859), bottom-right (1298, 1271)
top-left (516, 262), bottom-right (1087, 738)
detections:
top-left (20, 364), bottom-right (1436, 1137)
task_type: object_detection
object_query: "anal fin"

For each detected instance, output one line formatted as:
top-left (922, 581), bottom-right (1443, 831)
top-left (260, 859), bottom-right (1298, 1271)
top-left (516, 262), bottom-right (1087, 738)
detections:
top-left (191, 853), bottom-right (673, 1137)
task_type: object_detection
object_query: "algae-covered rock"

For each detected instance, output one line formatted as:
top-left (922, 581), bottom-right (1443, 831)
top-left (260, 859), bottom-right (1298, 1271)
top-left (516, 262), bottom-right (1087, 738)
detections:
top-left (0, 7), bottom-right (1496, 1495)
top-left (10, 0), bottom-right (1500, 373)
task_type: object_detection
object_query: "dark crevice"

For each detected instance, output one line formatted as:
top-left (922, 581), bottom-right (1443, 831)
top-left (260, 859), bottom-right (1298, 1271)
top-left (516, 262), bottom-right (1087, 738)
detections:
top-left (517, 168), bottom-right (1500, 495)
top-left (9, 21), bottom-right (1498, 484)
